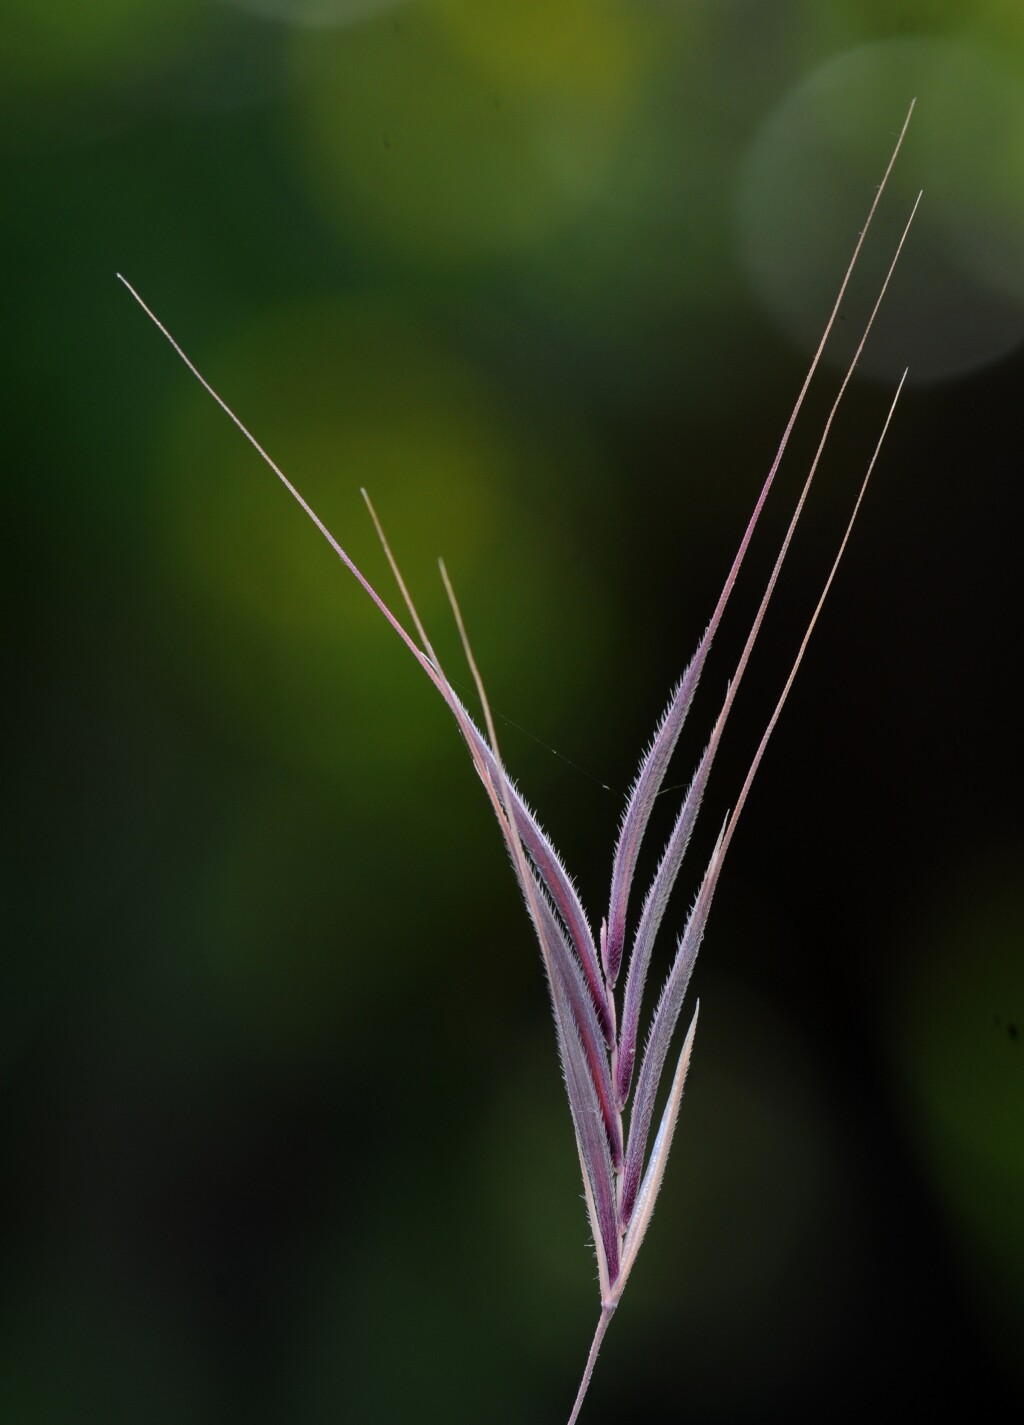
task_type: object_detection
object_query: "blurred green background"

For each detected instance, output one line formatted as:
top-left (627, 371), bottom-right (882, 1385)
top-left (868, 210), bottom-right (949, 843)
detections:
top-left (3, 2), bottom-right (1023, 1421)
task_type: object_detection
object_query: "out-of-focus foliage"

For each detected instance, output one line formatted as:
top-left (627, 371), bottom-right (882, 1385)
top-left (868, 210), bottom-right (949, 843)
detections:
top-left (4, 0), bottom-right (206, 94)
top-left (156, 293), bottom-right (613, 777)
top-left (890, 858), bottom-right (1024, 1356)
top-left (3, 1), bottom-right (1022, 1421)
top-left (294, 0), bottom-right (651, 261)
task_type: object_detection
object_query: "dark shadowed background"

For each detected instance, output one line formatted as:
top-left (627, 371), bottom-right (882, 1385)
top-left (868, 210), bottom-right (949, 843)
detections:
top-left (3, 2), bottom-right (1022, 1421)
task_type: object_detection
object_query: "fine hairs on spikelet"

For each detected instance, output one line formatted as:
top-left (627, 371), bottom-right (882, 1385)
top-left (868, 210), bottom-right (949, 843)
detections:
top-left (119, 101), bottom-right (917, 1424)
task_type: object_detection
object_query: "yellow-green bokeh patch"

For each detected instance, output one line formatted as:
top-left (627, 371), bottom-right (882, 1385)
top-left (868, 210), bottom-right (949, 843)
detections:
top-left (153, 293), bottom-right (611, 783)
top-left (291, 1), bottom-right (650, 262)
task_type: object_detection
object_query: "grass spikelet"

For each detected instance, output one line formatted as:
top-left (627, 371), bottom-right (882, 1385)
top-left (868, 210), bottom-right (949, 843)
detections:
top-left (119, 101), bottom-right (917, 1424)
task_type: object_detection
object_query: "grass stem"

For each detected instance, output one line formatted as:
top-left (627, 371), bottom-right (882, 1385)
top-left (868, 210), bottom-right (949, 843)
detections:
top-left (567, 1304), bottom-right (616, 1425)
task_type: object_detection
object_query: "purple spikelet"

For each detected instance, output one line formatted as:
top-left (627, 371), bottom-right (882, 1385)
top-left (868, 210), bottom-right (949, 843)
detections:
top-left (120, 101), bottom-right (918, 1425)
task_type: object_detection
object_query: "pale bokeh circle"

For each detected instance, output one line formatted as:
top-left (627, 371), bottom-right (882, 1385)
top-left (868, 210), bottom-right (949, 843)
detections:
top-left (736, 39), bottom-right (1024, 384)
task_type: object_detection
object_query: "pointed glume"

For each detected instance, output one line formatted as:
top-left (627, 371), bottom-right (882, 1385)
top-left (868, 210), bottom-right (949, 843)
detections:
top-left (118, 97), bottom-right (916, 1425)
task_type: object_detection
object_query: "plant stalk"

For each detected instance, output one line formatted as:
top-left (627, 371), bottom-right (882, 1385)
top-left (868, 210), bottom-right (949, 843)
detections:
top-left (567, 1303), bottom-right (616, 1425)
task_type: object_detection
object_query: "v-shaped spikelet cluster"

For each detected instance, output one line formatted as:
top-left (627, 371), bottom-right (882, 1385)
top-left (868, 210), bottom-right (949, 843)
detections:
top-left (120, 101), bottom-right (916, 1425)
